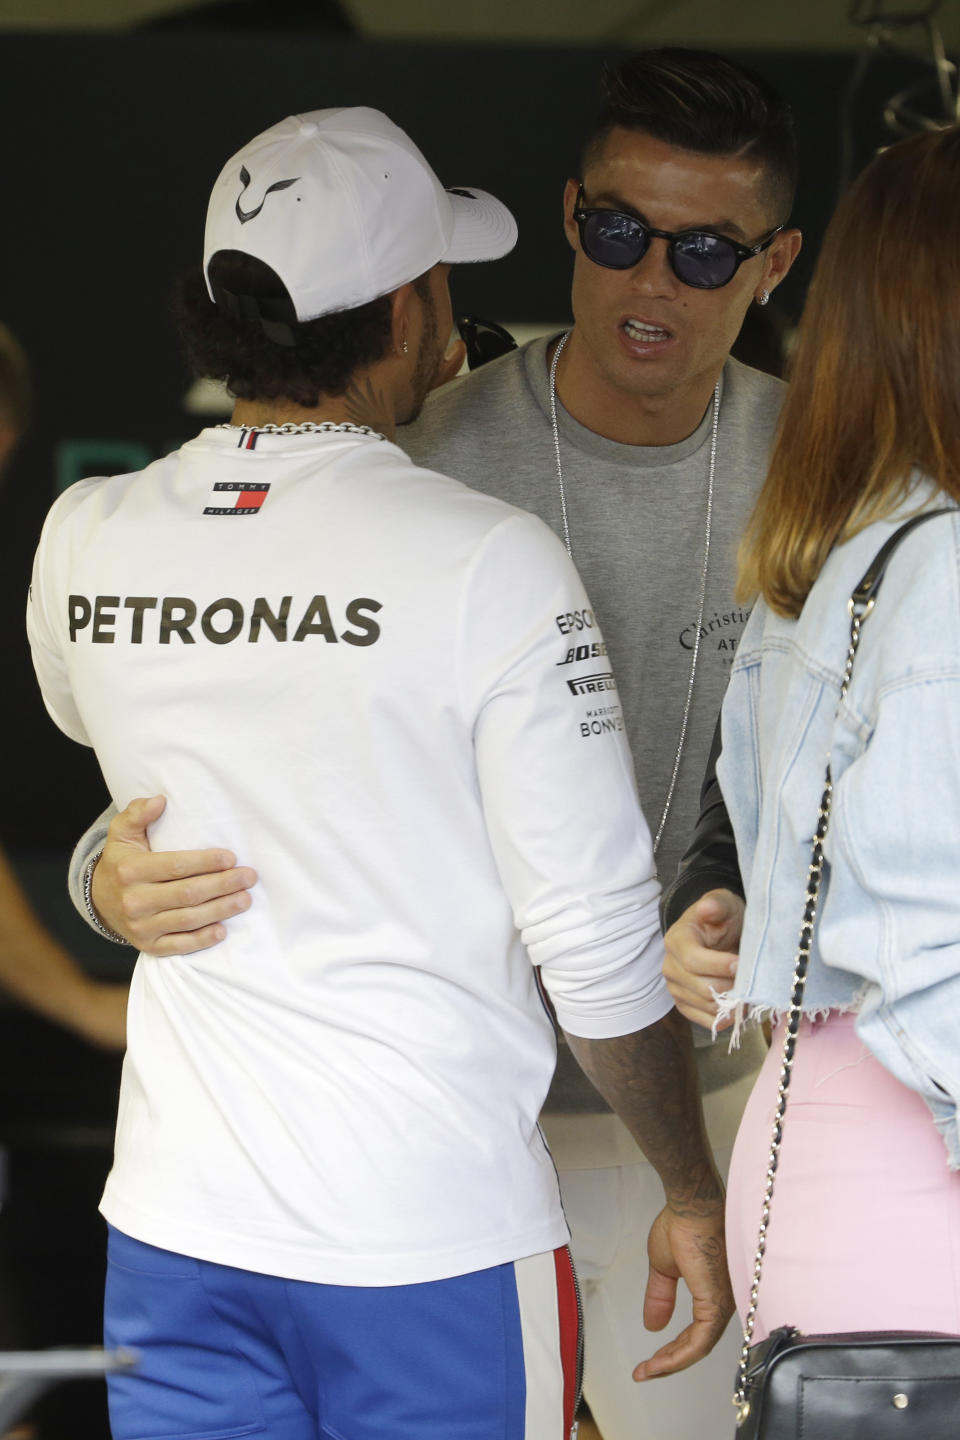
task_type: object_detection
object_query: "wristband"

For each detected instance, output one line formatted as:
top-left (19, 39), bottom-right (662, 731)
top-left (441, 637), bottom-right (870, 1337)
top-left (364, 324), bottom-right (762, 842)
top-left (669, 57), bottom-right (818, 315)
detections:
top-left (82, 850), bottom-right (131, 945)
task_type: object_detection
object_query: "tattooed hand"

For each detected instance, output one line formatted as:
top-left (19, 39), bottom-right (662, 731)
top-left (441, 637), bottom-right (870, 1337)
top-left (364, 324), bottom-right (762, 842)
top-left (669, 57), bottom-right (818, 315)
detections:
top-left (633, 1202), bottom-right (734, 1379)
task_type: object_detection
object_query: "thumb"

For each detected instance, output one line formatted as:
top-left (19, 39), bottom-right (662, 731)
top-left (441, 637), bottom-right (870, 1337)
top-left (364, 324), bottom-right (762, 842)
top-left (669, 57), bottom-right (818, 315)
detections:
top-left (643, 1263), bottom-right (678, 1334)
top-left (109, 795), bottom-right (166, 850)
top-left (693, 891), bottom-right (732, 926)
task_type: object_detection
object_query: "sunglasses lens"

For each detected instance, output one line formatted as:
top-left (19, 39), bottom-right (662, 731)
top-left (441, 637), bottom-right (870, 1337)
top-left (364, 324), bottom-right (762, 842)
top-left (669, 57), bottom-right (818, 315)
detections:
top-left (580, 212), bottom-right (648, 269)
top-left (577, 198), bottom-right (746, 289)
top-left (670, 233), bottom-right (739, 289)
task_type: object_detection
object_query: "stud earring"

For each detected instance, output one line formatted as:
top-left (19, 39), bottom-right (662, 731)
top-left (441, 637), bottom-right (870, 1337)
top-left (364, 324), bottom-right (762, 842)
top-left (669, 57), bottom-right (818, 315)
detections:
top-left (757, 290), bottom-right (770, 307)
top-left (401, 338), bottom-right (409, 354)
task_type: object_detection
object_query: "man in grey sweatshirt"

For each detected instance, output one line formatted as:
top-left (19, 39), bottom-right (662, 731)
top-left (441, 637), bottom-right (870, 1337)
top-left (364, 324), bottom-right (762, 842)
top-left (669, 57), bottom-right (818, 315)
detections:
top-left (67, 48), bottom-right (800, 1440)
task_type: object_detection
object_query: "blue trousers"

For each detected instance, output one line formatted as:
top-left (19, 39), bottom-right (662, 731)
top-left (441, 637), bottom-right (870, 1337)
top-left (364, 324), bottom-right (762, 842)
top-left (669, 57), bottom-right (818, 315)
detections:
top-left (104, 1226), bottom-right (580, 1440)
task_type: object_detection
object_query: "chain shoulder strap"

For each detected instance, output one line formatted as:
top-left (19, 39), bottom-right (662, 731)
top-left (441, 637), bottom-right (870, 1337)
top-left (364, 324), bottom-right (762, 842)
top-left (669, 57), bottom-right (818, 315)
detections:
top-left (733, 506), bottom-right (955, 1426)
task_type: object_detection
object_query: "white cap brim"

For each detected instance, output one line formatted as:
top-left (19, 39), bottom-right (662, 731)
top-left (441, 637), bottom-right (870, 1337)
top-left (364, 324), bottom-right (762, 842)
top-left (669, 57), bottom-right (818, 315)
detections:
top-left (442, 187), bottom-right (518, 264)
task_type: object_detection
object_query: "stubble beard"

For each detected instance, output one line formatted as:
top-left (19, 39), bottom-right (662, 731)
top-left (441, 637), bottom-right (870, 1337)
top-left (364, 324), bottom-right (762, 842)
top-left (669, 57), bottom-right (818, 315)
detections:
top-left (398, 288), bottom-right (443, 428)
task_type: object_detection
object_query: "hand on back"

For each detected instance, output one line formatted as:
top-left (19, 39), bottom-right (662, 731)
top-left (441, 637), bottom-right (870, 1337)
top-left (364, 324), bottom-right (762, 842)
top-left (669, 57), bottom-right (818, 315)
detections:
top-left (91, 796), bottom-right (257, 955)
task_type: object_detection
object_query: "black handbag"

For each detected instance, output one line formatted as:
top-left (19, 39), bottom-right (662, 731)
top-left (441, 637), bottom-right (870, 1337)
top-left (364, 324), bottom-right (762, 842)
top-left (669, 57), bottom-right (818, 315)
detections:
top-left (736, 1327), bottom-right (960, 1438)
top-left (732, 509), bottom-right (960, 1439)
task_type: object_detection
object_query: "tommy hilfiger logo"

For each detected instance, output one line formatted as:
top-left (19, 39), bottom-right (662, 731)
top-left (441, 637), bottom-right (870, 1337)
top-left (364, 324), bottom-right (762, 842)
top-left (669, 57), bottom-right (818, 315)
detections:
top-left (203, 482), bottom-right (271, 516)
top-left (235, 166), bottom-right (300, 224)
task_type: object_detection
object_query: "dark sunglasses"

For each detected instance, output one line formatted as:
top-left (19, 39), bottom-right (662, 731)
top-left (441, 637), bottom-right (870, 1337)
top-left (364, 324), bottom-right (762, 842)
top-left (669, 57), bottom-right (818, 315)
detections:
top-left (457, 315), bottom-right (518, 370)
top-left (573, 185), bottom-right (783, 290)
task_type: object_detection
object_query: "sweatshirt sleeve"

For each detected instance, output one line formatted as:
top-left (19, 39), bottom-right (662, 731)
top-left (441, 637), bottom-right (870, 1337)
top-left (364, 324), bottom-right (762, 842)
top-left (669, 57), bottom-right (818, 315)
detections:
top-left (67, 804), bottom-right (117, 928)
top-left (457, 510), bottom-right (672, 1039)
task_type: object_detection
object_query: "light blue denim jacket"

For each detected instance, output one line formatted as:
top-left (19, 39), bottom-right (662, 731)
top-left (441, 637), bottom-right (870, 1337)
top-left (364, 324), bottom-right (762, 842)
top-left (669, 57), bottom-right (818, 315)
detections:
top-left (716, 481), bottom-right (960, 1167)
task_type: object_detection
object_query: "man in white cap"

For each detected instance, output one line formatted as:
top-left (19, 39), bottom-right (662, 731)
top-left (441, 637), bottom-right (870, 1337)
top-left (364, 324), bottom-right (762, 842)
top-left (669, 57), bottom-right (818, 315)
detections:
top-left (27, 109), bottom-right (730, 1439)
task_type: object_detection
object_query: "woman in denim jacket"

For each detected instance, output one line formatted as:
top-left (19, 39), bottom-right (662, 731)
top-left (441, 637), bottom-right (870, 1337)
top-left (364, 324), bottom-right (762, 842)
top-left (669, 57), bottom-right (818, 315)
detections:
top-left (689, 125), bottom-right (960, 1339)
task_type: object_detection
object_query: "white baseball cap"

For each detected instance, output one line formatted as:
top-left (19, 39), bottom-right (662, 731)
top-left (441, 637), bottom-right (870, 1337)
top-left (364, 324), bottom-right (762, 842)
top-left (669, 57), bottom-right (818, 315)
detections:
top-left (203, 106), bottom-right (518, 325)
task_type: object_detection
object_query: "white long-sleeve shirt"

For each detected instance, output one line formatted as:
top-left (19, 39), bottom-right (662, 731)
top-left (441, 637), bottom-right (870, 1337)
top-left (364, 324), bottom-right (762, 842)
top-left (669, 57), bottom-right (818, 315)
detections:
top-left (28, 426), bottom-right (670, 1284)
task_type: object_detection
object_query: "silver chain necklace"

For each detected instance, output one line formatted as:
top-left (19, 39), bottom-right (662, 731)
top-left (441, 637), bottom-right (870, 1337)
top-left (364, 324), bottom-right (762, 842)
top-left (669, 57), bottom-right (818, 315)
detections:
top-left (548, 330), bottom-right (718, 855)
top-left (216, 420), bottom-right (387, 441)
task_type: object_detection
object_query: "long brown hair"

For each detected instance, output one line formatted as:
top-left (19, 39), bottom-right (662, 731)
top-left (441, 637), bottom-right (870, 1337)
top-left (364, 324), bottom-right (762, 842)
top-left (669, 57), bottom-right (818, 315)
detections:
top-left (738, 125), bottom-right (960, 616)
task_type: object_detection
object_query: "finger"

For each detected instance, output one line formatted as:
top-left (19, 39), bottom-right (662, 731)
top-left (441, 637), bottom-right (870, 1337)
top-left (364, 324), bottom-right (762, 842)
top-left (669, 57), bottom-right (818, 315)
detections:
top-left (667, 973), bottom-right (736, 1019)
top-left (642, 1265), bottom-right (678, 1334)
top-left (671, 995), bottom-right (732, 1030)
top-left (119, 868), bottom-right (256, 923)
top-left (691, 890), bottom-right (737, 925)
top-left (662, 953), bottom-right (736, 1020)
top-left (664, 982), bottom-right (731, 1025)
top-left (113, 851), bottom-right (251, 888)
top-left (660, 969), bottom-right (715, 1011)
top-left (144, 922), bottom-right (233, 957)
top-left (124, 890), bottom-right (253, 953)
top-left (633, 1314), bottom-right (727, 1380)
top-left (663, 942), bottom-right (738, 984)
top-left (107, 795), bottom-right (167, 847)
top-left (690, 890), bottom-right (745, 950)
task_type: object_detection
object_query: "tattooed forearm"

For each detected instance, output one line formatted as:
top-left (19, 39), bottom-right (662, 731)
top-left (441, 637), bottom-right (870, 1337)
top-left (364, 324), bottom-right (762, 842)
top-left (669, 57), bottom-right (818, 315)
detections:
top-left (563, 1009), bottom-right (723, 1217)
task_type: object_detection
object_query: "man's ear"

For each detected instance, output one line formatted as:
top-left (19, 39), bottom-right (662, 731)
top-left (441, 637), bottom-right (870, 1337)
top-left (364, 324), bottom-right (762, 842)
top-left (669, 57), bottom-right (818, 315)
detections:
top-left (562, 178), bottom-right (581, 254)
top-left (760, 228), bottom-right (802, 299)
top-left (388, 282), bottom-right (416, 359)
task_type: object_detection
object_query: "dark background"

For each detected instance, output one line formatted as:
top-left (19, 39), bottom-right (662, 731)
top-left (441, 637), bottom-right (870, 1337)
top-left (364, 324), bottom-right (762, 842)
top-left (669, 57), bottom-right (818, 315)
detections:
top-left (0, 29), bottom-right (950, 1437)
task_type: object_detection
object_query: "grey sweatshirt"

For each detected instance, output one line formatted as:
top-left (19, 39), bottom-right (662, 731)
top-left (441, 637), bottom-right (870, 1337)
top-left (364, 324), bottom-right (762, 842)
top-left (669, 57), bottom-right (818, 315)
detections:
top-left (403, 337), bottom-right (784, 1106)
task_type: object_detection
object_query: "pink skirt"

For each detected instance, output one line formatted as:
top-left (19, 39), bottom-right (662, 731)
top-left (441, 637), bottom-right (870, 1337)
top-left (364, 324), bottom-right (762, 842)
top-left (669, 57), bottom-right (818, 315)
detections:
top-left (726, 1011), bottom-right (960, 1341)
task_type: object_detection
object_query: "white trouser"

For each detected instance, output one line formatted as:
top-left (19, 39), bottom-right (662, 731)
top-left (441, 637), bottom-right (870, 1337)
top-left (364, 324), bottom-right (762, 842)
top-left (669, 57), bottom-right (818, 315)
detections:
top-left (542, 1042), bottom-right (760, 1440)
